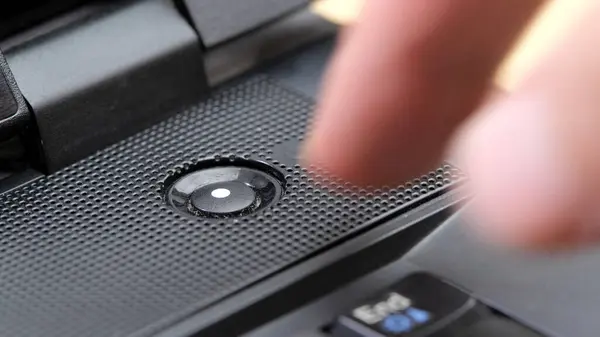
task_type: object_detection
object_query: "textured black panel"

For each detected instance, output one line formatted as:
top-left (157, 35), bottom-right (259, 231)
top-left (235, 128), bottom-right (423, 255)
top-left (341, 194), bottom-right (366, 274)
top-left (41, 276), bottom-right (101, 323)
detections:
top-left (0, 75), bottom-right (463, 337)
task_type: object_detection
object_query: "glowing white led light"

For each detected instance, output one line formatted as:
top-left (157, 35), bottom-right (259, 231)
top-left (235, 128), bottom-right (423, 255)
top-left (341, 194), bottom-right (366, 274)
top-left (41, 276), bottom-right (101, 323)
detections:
top-left (211, 188), bottom-right (231, 199)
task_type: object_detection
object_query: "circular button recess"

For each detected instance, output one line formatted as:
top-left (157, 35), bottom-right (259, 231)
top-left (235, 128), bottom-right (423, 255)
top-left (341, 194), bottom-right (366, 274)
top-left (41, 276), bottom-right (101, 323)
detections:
top-left (165, 159), bottom-right (285, 219)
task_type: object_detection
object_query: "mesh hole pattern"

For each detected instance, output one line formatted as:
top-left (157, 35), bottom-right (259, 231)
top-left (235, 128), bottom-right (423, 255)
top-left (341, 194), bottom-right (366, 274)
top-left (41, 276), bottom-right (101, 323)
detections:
top-left (0, 76), bottom-right (463, 337)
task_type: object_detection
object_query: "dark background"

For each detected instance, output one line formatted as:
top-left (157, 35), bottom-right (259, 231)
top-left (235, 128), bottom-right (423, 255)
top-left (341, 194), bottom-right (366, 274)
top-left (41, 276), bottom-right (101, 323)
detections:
top-left (0, 0), bottom-right (100, 40)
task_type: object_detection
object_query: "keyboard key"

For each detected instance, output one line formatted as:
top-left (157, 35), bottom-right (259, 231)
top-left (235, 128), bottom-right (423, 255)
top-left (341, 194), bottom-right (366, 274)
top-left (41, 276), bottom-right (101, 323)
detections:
top-left (404, 308), bottom-right (431, 324)
top-left (381, 314), bottom-right (413, 334)
top-left (332, 273), bottom-right (486, 336)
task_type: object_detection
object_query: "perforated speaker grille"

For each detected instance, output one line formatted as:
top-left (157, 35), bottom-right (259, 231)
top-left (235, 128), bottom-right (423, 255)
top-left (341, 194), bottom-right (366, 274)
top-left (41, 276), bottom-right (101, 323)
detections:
top-left (0, 75), bottom-right (463, 337)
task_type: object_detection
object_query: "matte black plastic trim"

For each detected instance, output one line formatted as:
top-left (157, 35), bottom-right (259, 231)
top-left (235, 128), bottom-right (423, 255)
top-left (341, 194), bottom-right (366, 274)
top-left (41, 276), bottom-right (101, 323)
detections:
top-left (0, 168), bottom-right (43, 195)
top-left (464, 317), bottom-right (544, 337)
top-left (6, 0), bottom-right (209, 172)
top-left (0, 0), bottom-right (92, 41)
top-left (180, 0), bottom-right (309, 48)
top-left (152, 187), bottom-right (468, 337)
top-left (204, 8), bottom-right (337, 86)
top-left (0, 51), bottom-right (30, 140)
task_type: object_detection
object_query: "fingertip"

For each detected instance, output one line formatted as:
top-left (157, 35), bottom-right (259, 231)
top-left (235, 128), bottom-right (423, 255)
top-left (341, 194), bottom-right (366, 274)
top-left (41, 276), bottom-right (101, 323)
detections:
top-left (457, 96), bottom-right (588, 249)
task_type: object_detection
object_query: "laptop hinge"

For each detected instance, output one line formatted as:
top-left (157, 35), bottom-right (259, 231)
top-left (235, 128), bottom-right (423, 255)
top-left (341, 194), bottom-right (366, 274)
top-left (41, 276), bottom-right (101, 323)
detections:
top-left (5, 0), bottom-right (209, 173)
top-left (0, 51), bottom-right (42, 177)
top-left (1, 0), bottom-right (335, 174)
top-left (0, 51), bottom-right (29, 141)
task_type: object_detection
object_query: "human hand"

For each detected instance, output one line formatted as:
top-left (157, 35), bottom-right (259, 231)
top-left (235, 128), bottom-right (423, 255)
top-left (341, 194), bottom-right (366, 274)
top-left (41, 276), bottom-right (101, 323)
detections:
top-left (302, 0), bottom-right (600, 250)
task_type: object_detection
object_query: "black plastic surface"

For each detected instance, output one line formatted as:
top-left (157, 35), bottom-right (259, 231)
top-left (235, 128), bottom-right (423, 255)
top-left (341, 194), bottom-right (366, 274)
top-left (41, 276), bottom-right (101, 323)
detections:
top-left (0, 71), bottom-right (462, 337)
top-left (0, 0), bottom-right (93, 40)
top-left (202, 9), bottom-right (337, 86)
top-left (265, 36), bottom-right (335, 99)
top-left (334, 273), bottom-right (478, 337)
top-left (6, 0), bottom-right (209, 172)
top-left (407, 210), bottom-right (600, 337)
top-left (463, 318), bottom-right (543, 337)
top-left (0, 51), bottom-right (29, 140)
top-left (242, 198), bottom-right (456, 337)
top-left (160, 194), bottom-right (463, 337)
top-left (0, 64), bottom-right (17, 120)
top-left (180, 0), bottom-right (309, 47)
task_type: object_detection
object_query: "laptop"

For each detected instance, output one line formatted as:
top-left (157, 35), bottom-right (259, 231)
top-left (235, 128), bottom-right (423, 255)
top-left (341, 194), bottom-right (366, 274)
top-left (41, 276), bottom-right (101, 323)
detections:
top-left (0, 1), bottom-right (594, 336)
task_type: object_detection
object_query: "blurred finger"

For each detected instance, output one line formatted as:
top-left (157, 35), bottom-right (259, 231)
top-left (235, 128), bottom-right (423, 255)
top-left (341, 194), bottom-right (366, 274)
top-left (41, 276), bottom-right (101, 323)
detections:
top-left (457, 2), bottom-right (600, 249)
top-left (303, 0), bottom-right (543, 186)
